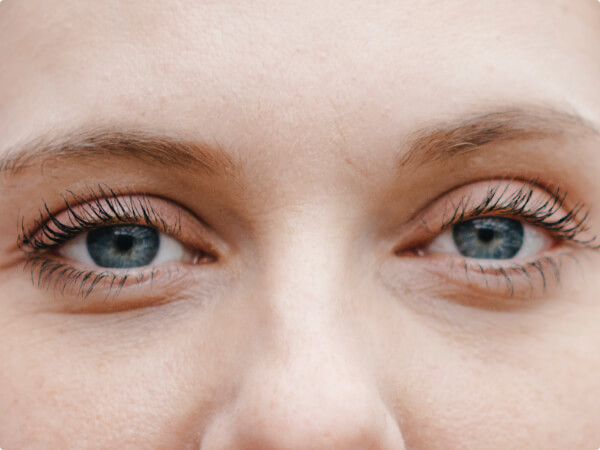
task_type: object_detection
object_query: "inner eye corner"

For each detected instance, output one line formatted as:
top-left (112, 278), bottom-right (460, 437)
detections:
top-left (192, 250), bottom-right (219, 264)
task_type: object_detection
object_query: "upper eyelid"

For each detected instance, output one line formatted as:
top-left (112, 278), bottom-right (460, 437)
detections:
top-left (17, 187), bottom-right (225, 258)
top-left (442, 182), bottom-right (596, 245)
top-left (17, 181), bottom-right (599, 257)
top-left (438, 182), bottom-right (585, 229)
top-left (18, 192), bottom-right (180, 252)
top-left (392, 180), bottom-right (599, 254)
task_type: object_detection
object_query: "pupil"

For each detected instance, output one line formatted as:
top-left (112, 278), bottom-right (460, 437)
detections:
top-left (115, 234), bottom-right (134, 252)
top-left (477, 228), bottom-right (495, 243)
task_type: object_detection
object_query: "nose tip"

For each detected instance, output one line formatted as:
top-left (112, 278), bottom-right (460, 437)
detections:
top-left (200, 361), bottom-right (406, 449)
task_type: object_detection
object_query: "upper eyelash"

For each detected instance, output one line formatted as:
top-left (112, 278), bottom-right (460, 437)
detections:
top-left (17, 184), bottom-right (182, 253)
top-left (15, 180), bottom-right (599, 301)
top-left (438, 180), bottom-right (599, 249)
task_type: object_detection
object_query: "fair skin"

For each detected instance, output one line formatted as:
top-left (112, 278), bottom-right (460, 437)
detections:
top-left (1, 0), bottom-right (599, 448)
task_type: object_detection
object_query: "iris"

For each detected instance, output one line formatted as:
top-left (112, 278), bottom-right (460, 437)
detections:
top-left (86, 225), bottom-right (160, 268)
top-left (452, 217), bottom-right (524, 259)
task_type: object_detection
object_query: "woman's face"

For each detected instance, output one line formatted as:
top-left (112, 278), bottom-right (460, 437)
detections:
top-left (1, 0), bottom-right (599, 448)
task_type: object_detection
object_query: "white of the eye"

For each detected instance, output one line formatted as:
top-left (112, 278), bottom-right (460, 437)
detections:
top-left (424, 222), bottom-right (553, 259)
top-left (58, 231), bottom-right (193, 267)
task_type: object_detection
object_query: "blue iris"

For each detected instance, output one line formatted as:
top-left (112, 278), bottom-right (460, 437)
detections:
top-left (452, 217), bottom-right (524, 259)
top-left (86, 225), bottom-right (160, 268)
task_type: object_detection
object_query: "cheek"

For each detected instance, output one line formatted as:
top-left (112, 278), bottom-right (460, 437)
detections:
top-left (376, 303), bottom-right (600, 448)
top-left (2, 279), bottom-right (600, 448)
top-left (0, 298), bottom-right (251, 448)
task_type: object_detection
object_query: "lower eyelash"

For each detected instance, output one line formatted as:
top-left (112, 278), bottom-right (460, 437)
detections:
top-left (443, 249), bottom-right (589, 300)
top-left (456, 256), bottom-right (560, 297)
top-left (23, 255), bottom-right (177, 300)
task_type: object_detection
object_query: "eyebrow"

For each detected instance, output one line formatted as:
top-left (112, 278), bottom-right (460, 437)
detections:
top-left (397, 107), bottom-right (600, 169)
top-left (0, 128), bottom-right (237, 179)
top-left (0, 107), bottom-right (597, 180)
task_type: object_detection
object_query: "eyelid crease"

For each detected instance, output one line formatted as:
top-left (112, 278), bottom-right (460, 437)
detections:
top-left (18, 184), bottom-right (180, 252)
top-left (16, 183), bottom-right (223, 259)
top-left (428, 180), bottom-right (599, 250)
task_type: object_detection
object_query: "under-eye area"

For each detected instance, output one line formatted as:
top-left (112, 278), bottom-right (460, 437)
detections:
top-left (389, 179), bottom-right (600, 302)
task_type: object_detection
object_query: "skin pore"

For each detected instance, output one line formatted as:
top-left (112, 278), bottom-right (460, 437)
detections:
top-left (0, 0), bottom-right (599, 448)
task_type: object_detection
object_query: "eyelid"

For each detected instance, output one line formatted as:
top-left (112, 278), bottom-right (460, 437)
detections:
top-left (378, 180), bottom-right (600, 303)
top-left (392, 180), bottom-right (597, 254)
top-left (22, 255), bottom-right (226, 313)
top-left (17, 192), bottom-right (231, 308)
top-left (20, 194), bottom-right (226, 259)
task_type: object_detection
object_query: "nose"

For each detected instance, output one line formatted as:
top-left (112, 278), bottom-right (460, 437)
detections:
top-left (199, 216), bottom-right (406, 449)
top-left (200, 328), bottom-right (406, 449)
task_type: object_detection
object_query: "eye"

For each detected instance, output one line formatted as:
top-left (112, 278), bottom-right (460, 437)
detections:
top-left (58, 225), bottom-right (196, 269)
top-left (423, 217), bottom-right (554, 260)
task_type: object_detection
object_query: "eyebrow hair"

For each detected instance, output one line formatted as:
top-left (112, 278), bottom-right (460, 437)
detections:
top-left (1, 107), bottom-right (597, 181)
top-left (397, 107), bottom-right (600, 170)
top-left (0, 128), bottom-right (237, 179)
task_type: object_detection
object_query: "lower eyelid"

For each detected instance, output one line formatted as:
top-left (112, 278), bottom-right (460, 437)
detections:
top-left (22, 255), bottom-right (221, 312)
top-left (382, 249), bottom-right (579, 308)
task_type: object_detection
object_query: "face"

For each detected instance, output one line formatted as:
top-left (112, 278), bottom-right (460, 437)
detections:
top-left (1, 0), bottom-right (600, 448)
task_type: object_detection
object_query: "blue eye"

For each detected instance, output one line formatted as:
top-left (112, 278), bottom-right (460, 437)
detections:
top-left (87, 226), bottom-right (160, 268)
top-left (58, 225), bottom-right (195, 269)
top-left (424, 216), bottom-right (552, 261)
top-left (452, 217), bottom-right (524, 259)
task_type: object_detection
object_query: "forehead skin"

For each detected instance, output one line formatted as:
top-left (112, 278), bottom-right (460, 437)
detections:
top-left (1, 0), bottom-right (599, 169)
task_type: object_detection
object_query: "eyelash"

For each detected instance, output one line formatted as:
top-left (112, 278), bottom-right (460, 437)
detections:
top-left (19, 185), bottom-right (182, 252)
top-left (437, 181), bottom-right (597, 246)
top-left (417, 180), bottom-right (599, 297)
top-left (16, 181), bottom-right (600, 301)
top-left (18, 185), bottom-right (191, 300)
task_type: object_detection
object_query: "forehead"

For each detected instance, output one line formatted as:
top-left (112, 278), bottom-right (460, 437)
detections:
top-left (0, 0), bottom-right (599, 160)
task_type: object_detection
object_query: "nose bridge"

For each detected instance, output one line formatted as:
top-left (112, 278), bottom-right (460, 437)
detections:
top-left (199, 212), bottom-right (405, 449)
top-left (256, 204), bottom-right (357, 308)
top-left (252, 207), bottom-right (356, 355)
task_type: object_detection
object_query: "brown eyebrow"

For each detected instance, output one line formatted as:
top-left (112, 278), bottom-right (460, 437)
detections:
top-left (1, 108), bottom-right (597, 181)
top-left (397, 107), bottom-right (600, 170)
top-left (0, 127), bottom-right (237, 179)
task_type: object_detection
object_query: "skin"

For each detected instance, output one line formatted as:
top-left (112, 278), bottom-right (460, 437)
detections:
top-left (1, 0), bottom-right (600, 448)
